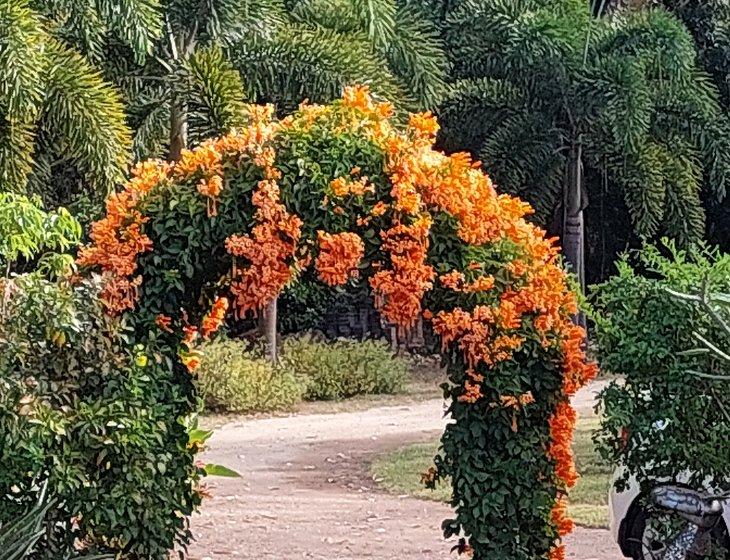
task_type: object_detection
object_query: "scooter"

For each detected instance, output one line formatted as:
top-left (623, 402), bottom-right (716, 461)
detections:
top-left (631, 485), bottom-right (729, 560)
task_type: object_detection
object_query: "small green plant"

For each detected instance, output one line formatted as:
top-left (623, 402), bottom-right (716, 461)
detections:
top-left (667, 280), bottom-right (729, 382)
top-left (0, 194), bottom-right (81, 275)
top-left (592, 243), bottom-right (730, 493)
top-left (0, 485), bottom-right (110, 560)
top-left (197, 338), bottom-right (303, 413)
top-left (281, 335), bottom-right (408, 400)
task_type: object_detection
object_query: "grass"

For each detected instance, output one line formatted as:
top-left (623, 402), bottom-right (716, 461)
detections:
top-left (371, 416), bottom-right (613, 528)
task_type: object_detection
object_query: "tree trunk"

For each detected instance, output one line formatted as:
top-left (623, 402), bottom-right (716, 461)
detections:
top-left (563, 138), bottom-right (588, 330)
top-left (168, 95), bottom-right (187, 161)
top-left (563, 139), bottom-right (586, 293)
top-left (263, 298), bottom-right (278, 362)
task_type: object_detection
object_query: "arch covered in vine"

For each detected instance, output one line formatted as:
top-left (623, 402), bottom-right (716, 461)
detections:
top-left (79, 87), bottom-right (596, 560)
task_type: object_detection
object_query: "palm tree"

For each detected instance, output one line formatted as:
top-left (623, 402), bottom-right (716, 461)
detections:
top-left (434, 0), bottom-right (730, 288)
top-left (41, 0), bottom-right (447, 161)
top-left (3, 0), bottom-right (446, 210)
top-left (0, 0), bottom-right (131, 211)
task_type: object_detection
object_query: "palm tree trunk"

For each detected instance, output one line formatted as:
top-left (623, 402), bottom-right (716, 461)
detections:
top-left (563, 138), bottom-right (586, 293)
top-left (263, 298), bottom-right (278, 362)
top-left (168, 95), bottom-right (187, 161)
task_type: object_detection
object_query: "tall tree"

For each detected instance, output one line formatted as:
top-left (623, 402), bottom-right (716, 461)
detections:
top-left (37, 0), bottom-right (448, 161)
top-left (4, 0), bottom-right (447, 212)
top-left (0, 0), bottom-right (131, 212)
top-left (655, 0), bottom-right (730, 250)
top-left (434, 0), bottom-right (730, 287)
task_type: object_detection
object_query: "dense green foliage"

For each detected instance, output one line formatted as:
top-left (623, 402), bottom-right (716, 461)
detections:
top-left (592, 244), bottom-right (730, 492)
top-left (281, 335), bottom-right (408, 400)
top-left (660, 1), bottom-right (730, 249)
top-left (0, 274), bottom-right (202, 559)
top-left (432, 330), bottom-right (566, 558)
top-left (0, 199), bottom-right (201, 558)
top-left (0, 193), bottom-right (81, 273)
top-left (433, 0), bottom-right (730, 283)
top-left (0, 0), bottom-right (131, 211)
top-left (660, 1), bottom-right (730, 108)
top-left (197, 338), bottom-right (303, 412)
top-left (27, 0), bottom-right (447, 161)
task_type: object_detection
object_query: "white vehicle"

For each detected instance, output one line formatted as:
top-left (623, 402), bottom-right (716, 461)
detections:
top-left (610, 467), bottom-right (730, 559)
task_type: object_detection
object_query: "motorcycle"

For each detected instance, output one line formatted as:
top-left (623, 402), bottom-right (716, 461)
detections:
top-left (625, 485), bottom-right (729, 560)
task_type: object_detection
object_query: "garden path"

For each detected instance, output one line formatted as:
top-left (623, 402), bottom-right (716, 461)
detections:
top-left (188, 380), bottom-right (622, 560)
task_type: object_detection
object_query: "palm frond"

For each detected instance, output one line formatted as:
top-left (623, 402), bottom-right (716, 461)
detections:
top-left (658, 139), bottom-right (706, 245)
top-left (437, 78), bottom-right (527, 154)
top-left (130, 93), bottom-right (170, 160)
top-left (228, 25), bottom-right (408, 111)
top-left (33, 0), bottom-right (162, 63)
top-left (184, 44), bottom-right (248, 143)
top-left (200, 0), bottom-right (287, 43)
top-left (599, 8), bottom-right (698, 84)
top-left (42, 40), bottom-right (132, 201)
top-left (0, 0), bottom-right (44, 191)
top-left (580, 53), bottom-right (652, 153)
top-left (384, 4), bottom-right (448, 109)
top-left (478, 111), bottom-right (564, 219)
top-left (614, 141), bottom-right (668, 239)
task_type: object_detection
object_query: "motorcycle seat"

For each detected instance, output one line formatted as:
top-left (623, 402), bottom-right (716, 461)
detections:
top-left (650, 485), bottom-right (724, 519)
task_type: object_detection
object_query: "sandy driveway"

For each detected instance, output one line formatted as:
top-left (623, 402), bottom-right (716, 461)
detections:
top-left (188, 381), bottom-right (622, 560)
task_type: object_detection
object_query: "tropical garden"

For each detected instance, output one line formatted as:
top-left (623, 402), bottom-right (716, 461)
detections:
top-left (0, 0), bottom-right (728, 559)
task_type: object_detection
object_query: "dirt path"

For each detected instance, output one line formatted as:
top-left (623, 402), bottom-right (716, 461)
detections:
top-left (188, 380), bottom-right (621, 560)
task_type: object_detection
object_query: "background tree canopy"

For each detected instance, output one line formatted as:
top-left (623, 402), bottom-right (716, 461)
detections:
top-left (0, 0), bottom-right (131, 215)
top-left (1, 0), bottom-right (448, 211)
top-left (432, 0), bottom-right (730, 284)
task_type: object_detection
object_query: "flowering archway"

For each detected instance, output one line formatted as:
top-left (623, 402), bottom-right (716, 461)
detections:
top-left (79, 87), bottom-right (596, 560)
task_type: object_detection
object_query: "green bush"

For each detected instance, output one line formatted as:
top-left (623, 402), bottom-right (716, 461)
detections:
top-left (281, 335), bottom-right (408, 400)
top-left (0, 274), bottom-right (201, 559)
top-left (197, 339), bottom-right (303, 413)
top-left (592, 244), bottom-right (730, 493)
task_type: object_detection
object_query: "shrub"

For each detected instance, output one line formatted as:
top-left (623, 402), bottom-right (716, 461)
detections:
top-left (281, 335), bottom-right (409, 400)
top-left (592, 244), bottom-right (730, 493)
top-left (0, 274), bottom-right (201, 559)
top-left (197, 339), bottom-right (303, 413)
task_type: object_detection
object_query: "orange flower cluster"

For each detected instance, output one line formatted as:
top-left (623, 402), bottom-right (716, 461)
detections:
top-left (176, 105), bottom-right (280, 216)
top-left (180, 326), bottom-right (201, 372)
top-left (156, 314), bottom-right (173, 333)
top-left (549, 401), bottom-right (579, 488)
top-left (497, 391), bottom-right (535, 409)
top-left (330, 176), bottom-right (374, 198)
top-left (78, 160), bottom-right (170, 314)
top-left (408, 112), bottom-right (440, 139)
top-left (551, 495), bottom-right (574, 535)
top-left (430, 303), bottom-right (526, 375)
top-left (197, 175), bottom-right (223, 216)
top-left (439, 271), bottom-right (496, 293)
top-left (200, 297), bottom-right (229, 339)
top-left (315, 231), bottom-right (365, 286)
top-left (369, 217), bottom-right (435, 332)
top-left (226, 179), bottom-right (303, 317)
top-left (341, 85), bottom-right (394, 120)
top-left (561, 323), bottom-right (599, 396)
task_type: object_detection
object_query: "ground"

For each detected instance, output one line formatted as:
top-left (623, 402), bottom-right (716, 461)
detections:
top-left (372, 416), bottom-right (612, 528)
top-left (188, 381), bottom-right (622, 560)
